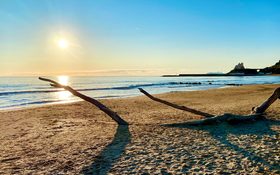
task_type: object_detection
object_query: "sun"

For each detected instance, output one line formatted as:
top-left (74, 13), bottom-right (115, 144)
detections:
top-left (57, 38), bottom-right (69, 49)
top-left (58, 75), bottom-right (69, 85)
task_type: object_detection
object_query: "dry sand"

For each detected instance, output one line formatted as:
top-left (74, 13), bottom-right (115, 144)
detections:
top-left (0, 84), bottom-right (279, 174)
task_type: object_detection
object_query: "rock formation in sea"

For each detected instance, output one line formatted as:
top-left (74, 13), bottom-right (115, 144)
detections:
top-left (227, 62), bottom-right (258, 75)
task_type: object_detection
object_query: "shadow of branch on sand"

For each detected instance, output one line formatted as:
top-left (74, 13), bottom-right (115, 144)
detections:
top-left (80, 125), bottom-right (131, 175)
top-left (163, 118), bottom-right (280, 173)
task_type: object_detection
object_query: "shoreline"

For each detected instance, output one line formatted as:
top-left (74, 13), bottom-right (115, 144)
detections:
top-left (0, 84), bottom-right (241, 112)
top-left (0, 84), bottom-right (275, 113)
top-left (0, 84), bottom-right (279, 174)
top-left (1, 76), bottom-right (280, 111)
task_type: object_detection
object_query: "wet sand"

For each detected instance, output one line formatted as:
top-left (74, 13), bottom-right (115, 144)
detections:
top-left (0, 84), bottom-right (279, 174)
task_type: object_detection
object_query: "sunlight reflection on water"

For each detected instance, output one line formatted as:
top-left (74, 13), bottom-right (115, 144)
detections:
top-left (56, 75), bottom-right (72, 100)
top-left (56, 91), bottom-right (72, 100)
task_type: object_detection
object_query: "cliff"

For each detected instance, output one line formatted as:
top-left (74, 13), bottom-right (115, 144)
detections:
top-left (228, 60), bottom-right (280, 75)
top-left (260, 60), bottom-right (280, 74)
top-left (227, 63), bottom-right (258, 75)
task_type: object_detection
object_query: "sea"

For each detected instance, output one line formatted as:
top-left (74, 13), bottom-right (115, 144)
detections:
top-left (0, 76), bottom-right (279, 110)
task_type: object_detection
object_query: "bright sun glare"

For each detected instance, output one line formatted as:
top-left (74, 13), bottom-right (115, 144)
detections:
top-left (58, 75), bottom-right (69, 85)
top-left (57, 39), bottom-right (69, 49)
top-left (57, 76), bottom-right (71, 100)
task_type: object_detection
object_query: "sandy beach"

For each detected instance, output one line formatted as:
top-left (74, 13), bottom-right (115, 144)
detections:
top-left (0, 84), bottom-right (279, 174)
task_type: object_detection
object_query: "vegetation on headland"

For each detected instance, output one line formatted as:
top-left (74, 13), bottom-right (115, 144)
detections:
top-left (258, 60), bottom-right (280, 74)
top-left (163, 60), bottom-right (280, 77)
top-left (228, 60), bottom-right (280, 75)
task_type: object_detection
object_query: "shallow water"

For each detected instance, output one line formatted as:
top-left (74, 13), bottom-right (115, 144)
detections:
top-left (0, 76), bottom-right (279, 110)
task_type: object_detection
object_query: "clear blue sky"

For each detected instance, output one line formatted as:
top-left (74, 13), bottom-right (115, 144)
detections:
top-left (0, 0), bottom-right (279, 75)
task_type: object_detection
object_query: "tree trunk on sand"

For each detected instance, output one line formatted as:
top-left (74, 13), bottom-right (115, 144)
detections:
top-left (139, 87), bottom-right (280, 126)
top-left (252, 87), bottom-right (280, 114)
top-left (39, 77), bottom-right (128, 125)
top-left (138, 88), bottom-right (214, 118)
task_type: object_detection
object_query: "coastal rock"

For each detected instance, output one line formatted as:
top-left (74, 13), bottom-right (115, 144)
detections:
top-left (234, 63), bottom-right (245, 70)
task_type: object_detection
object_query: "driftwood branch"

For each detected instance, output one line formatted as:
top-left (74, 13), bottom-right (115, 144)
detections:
top-left (252, 87), bottom-right (280, 114)
top-left (39, 77), bottom-right (128, 125)
top-left (139, 87), bottom-right (280, 126)
top-left (138, 88), bottom-right (214, 118)
top-left (164, 113), bottom-right (264, 127)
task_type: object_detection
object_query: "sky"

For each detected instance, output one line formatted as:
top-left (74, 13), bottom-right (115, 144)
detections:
top-left (0, 0), bottom-right (280, 76)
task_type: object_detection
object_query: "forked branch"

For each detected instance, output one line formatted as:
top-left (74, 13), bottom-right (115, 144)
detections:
top-left (39, 77), bottom-right (128, 125)
top-left (139, 87), bottom-right (280, 126)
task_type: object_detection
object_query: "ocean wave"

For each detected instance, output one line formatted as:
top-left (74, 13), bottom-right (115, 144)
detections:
top-left (0, 99), bottom-right (63, 109)
top-left (0, 89), bottom-right (64, 96)
top-left (0, 95), bottom-right (124, 109)
top-left (0, 81), bottom-right (201, 96)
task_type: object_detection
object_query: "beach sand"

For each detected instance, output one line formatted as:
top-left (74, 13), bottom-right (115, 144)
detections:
top-left (0, 84), bottom-right (279, 174)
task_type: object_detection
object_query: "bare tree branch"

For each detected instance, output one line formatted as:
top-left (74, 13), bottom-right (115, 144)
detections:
top-left (140, 87), bottom-right (280, 126)
top-left (39, 77), bottom-right (128, 125)
top-left (138, 88), bottom-right (214, 118)
top-left (164, 113), bottom-right (264, 126)
top-left (252, 87), bottom-right (280, 114)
